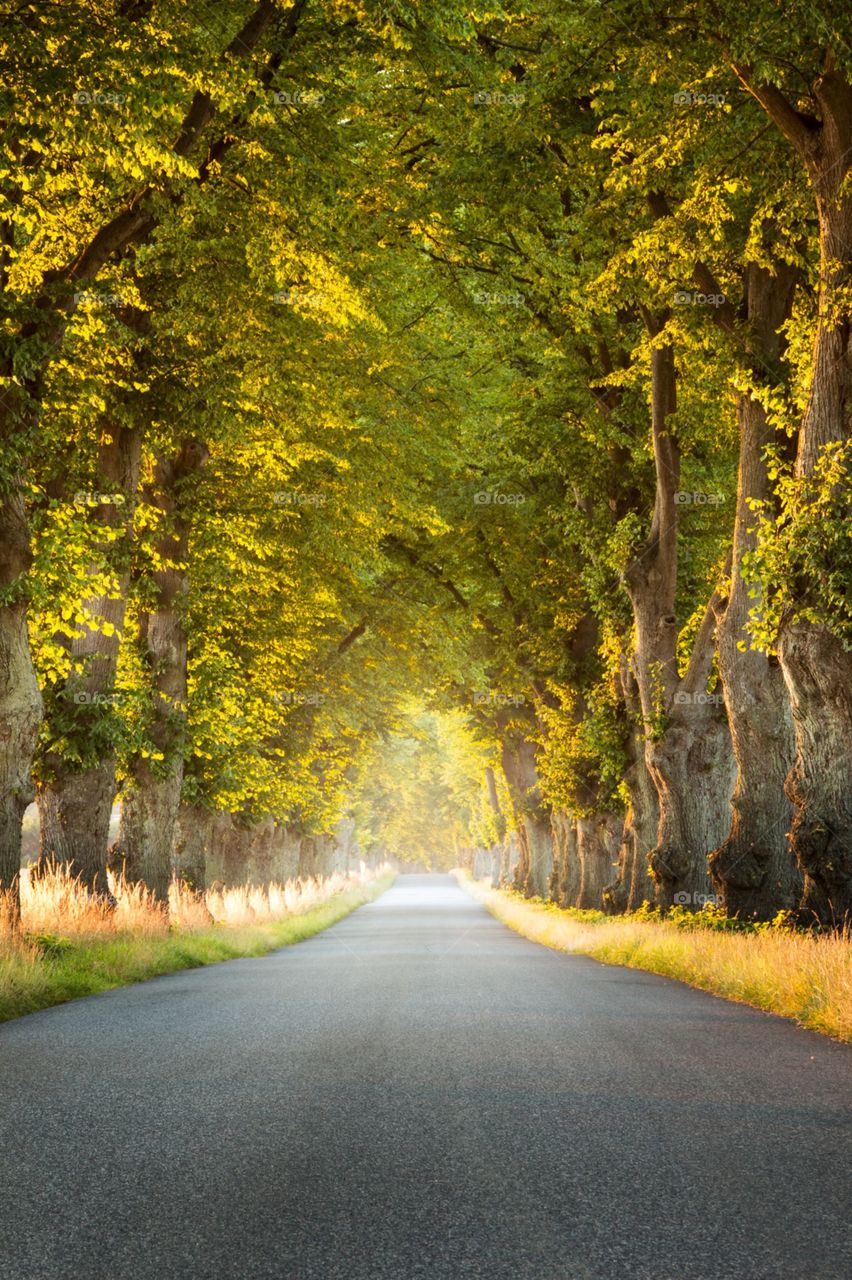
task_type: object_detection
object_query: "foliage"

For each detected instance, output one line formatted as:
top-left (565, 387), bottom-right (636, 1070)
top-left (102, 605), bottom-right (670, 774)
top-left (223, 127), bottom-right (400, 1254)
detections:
top-left (743, 442), bottom-right (852, 651)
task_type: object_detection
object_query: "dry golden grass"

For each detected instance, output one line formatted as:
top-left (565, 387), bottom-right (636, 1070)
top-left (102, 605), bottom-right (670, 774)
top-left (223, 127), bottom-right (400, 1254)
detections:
top-left (458, 873), bottom-right (852, 1043)
top-left (0, 862), bottom-right (394, 1023)
top-left (1, 861), bottom-right (380, 942)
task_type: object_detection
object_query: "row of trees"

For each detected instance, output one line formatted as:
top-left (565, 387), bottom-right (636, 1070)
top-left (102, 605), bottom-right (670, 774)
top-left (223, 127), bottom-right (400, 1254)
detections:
top-left (1, 2), bottom-right (850, 924)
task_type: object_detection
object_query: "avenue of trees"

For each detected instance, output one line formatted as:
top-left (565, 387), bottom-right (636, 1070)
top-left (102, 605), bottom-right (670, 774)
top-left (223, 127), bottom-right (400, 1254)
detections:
top-left (1, 1), bottom-right (850, 925)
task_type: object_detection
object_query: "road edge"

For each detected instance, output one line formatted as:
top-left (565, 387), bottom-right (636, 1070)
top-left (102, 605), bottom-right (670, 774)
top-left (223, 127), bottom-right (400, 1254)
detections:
top-left (453, 870), bottom-right (851, 1043)
top-left (0, 870), bottom-right (397, 1025)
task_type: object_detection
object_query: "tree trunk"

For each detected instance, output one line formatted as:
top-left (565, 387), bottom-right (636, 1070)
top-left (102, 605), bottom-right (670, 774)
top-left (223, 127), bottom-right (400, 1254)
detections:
top-left (576, 812), bottom-right (622, 910)
top-left (604, 750), bottom-right (657, 914)
top-left (120, 774), bottom-right (183, 901)
top-left (499, 829), bottom-right (520, 887)
top-left (471, 846), bottom-right (490, 878)
top-left (38, 766), bottom-right (116, 894)
top-left (299, 833), bottom-right (335, 880)
top-left (521, 809), bottom-right (554, 899)
top-left (484, 764), bottom-right (506, 888)
top-left (171, 802), bottom-right (215, 889)
top-left (0, 482), bottom-right (43, 918)
top-left (500, 732), bottom-right (552, 898)
top-left (732, 67), bottom-right (852, 923)
top-left (330, 817), bottom-right (358, 875)
top-left (624, 747), bottom-right (658, 911)
top-left (511, 827), bottom-right (530, 893)
top-left (711, 264), bottom-right (800, 918)
top-left (37, 423), bottom-right (142, 894)
top-left (624, 738), bottom-right (658, 910)
top-left (604, 662), bottom-right (657, 913)
top-left (189, 810), bottom-right (303, 888)
top-left (550, 810), bottom-right (580, 907)
top-left (625, 336), bottom-right (736, 907)
top-left (118, 439), bottom-right (207, 901)
top-left (777, 123), bottom-right (852, 925)
top-left (648, 704), bottom-right (736, 908)
top-left (779, 626), bottom-right (852, 925)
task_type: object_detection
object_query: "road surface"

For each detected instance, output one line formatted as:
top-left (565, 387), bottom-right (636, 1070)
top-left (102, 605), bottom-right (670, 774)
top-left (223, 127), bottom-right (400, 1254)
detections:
top-left (1, 874), bottom-right (850, 1279)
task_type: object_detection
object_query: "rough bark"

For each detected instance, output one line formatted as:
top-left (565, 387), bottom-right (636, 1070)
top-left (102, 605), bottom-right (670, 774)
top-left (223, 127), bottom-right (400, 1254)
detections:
top-left (604, 662), bottom-right (657, 913)
top-left (37, 423), bottom-right (142, 894)
top-left (623, 747), bottom-right (658, 911)
top-left (229, 818), bottom-right (302, 886)
top-left (510, 829), bottom-right (530, 893)
top-left (38, 769), bottom-right (116, 893)
top-left (118, 440), bottom-right (207, 900)
top-left (551, 810), bottom-right (580, 908)
top-left (710, 264), bottom-right (801, 918)
top-left (622, 736), bottom-right (658, 911)
top-left (547, 611), bottom-right (612, 907)
top-left (501, 732), bottom-right (552, 898)
top-left (484, 764), bottom-right (507, 887)
top-left (779, 628), bottom-right (852, 925)
top-left (521, 808), bottom-right (555, 900)
top-left (471, 846), bottom-right (492, 879)
top-left (648, 705), bottom-right (735, 908)
top-left (625, 333), bottom-right (735, 908)
top-left (498, 829), bottom-right (520, 888)
top-left (171, 803), bottom-right (215, 889)
top-left (776, 109), bottom-right (852, 925)
top-left (297, 819), bottom-right (359, 880)
top-left (172, 806), bottom-right (304, 888)
top-left (732, 64), bottom-right (852, 923)
top-left (0, 481), bottom-right (42, 916)
top-left (576, 812), bottom-right (622, 909)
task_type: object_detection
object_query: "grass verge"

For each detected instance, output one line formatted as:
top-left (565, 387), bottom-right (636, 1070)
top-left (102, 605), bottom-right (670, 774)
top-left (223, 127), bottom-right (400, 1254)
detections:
top-left (0, 870), bottom-right (394, 1025)
top-left (456, 872), bottom-right (852, 1043)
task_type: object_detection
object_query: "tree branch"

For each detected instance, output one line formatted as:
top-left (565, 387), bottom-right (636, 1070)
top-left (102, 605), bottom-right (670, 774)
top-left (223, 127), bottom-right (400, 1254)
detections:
top-left (730, 63), bottom-right (818, 156)
top-left (681, 548), bottom-right (733, 698)
top-left (52, 1), bottom-right (298, 294)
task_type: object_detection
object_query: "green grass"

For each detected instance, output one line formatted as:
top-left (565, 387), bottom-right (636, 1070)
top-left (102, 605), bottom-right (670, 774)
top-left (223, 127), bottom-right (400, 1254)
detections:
top-left (457, 873), bottom-right (852, 1042)
top-left (0, 872), bottom-right (394, 1024)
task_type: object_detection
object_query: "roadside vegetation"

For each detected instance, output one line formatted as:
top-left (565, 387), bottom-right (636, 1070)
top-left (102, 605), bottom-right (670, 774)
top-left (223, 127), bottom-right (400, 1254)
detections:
top-left (458, 873), bottom-right (852, 1043)
top-left (0, 865), bottom-right (394, 1024)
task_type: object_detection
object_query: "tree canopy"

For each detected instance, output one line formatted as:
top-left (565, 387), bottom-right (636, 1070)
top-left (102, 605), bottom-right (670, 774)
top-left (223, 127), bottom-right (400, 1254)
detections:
top-left (1, 0), bottom-right (850, 925)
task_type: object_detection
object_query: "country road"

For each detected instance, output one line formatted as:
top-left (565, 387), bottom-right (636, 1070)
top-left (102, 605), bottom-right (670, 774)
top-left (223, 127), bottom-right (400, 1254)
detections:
top-left (1, 874), bottom-right (849, 1280)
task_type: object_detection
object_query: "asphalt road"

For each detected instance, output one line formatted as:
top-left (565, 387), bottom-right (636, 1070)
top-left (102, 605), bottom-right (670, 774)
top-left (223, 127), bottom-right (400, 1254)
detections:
top-left (1, 874), bottom-right (850, 1280)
